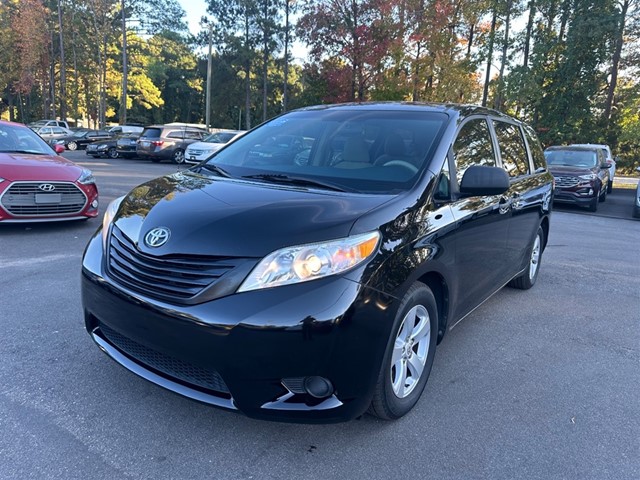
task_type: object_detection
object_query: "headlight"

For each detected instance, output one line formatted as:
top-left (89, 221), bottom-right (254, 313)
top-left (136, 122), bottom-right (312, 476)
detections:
top-left (101, 196), bottom-right (125, 247)
top-left (238, 231), bottom-right (380, 292)
top-left (578, 174), bottom-right (596, 180)
top-left (0, 177), bottom-right (5, 184)
top-left (78, 168), bottom-right (95, 185)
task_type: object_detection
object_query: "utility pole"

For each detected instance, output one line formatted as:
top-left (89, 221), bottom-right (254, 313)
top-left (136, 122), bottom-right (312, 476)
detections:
top-left (120, 0), bottom-right (128, 125)
top-left (205, 23), bottom-right (213, 131)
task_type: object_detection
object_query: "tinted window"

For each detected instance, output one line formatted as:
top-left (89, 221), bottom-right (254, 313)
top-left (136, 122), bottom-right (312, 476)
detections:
top-left (184, 130), bottom-right (203, 140)
top-left (204, 110), bottom-right (447, 194)
top-left (453, 118), bottom-right (496, 183)
top-left (493, 121), bottom-right (530, 178)
top-left (523, 126), bottom-right (546, 172)
top-left (167, 131), bottom-right (185, 139)
top-left (141, 128), bottom-right (161, 138)
top-left (545, 149), bottom-right (598, 167)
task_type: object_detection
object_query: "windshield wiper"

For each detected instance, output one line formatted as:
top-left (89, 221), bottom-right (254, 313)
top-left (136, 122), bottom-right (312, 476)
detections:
top-left (194, 163), bottom-right (231, 177)
top-left (242, 174), bottom-right (350, 192)
top-left (0, 149), bottom-right (47, 155)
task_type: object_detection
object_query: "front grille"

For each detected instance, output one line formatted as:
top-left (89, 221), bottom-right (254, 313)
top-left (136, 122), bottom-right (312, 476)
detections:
top-left (99, 323), bottom-right (230, 394)
top-left (186, 149), bottom-right (204, 156)
top-left (553, 175), bottom-right (579, 188)
top-left (0, 182), bottom-right (87, 216)
top-left (107, 226), bottom-right (245, 301)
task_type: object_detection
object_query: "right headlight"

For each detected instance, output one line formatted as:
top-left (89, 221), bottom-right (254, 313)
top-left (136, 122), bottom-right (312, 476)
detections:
top-left (238, 231), bottom-right (380, 292)
top-left (578, 174), bottom-right (597, 180)
top-left (101, 196), bottom-right (125, 248)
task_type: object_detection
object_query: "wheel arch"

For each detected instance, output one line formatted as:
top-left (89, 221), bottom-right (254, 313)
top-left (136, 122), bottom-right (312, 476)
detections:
top-left (417, 271), bottom-right (449, 344)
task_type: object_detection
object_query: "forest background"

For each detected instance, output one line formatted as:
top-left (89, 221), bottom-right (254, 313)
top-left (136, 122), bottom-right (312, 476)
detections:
top-left (0, 0), bottom-right (638, 171)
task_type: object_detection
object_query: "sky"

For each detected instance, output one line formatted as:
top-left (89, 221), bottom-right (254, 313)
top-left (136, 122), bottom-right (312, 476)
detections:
top-left (177, 0), bottom-right (309, 62)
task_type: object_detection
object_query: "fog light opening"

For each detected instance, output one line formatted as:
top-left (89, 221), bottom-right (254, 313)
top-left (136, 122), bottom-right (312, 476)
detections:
top-left (304, 376), bottom-right (334, 399)
top-left (91, 199), bottom-right (99, 209)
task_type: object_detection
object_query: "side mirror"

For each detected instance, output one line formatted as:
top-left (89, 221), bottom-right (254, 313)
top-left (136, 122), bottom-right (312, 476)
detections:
top-left (600, 163), bottom-right (610, 169)
top-left (460, 165), bottom-right (510, 196)
top-left (53, 144), bottom-right (65, 154)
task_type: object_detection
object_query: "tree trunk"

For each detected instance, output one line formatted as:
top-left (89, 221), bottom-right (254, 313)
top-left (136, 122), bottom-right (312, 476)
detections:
top-left (57, 0), bottom-right (67, 121)
top-left (482, 9), bottom-right (497, 107)
top-left (120, 0), bottom-right (128, 125)
top-left (494, 0), bottom-right (512, 111)
top-left (604, 0), bottom-right (629, 125)
top-left (283, 0), bottom-right (290, 112)
top-left (523, 0), bottom-right (535, 68)
top-left (244, 14), bottom-right (251, 130)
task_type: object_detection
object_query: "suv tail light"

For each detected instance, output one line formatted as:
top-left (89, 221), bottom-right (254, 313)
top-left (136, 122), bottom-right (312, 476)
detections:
top-left (151, 140), bottom-right (164, 147)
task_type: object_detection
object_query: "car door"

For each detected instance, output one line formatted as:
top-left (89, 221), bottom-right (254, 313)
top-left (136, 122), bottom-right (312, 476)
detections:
top-left (447, 116), bottom-right (512, 319)
top-left (491, 119), bottom-right (541, 275)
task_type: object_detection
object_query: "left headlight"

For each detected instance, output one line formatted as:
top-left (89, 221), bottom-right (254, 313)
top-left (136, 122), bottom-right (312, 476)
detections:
top-left (238, 231), bottom-right (380, 293)
top-left (77, 168), bottom-right (95, 185)
top-left (578, 173), bottom-right (597, 180)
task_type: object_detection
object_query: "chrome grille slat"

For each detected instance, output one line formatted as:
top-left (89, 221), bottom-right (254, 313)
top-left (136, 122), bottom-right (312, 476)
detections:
top-left (107, 226), bottom-right (245, 301)
top-left (0, 182), bottom-right (87, 216)
top-left (553, 175), bottom-right (579, 188)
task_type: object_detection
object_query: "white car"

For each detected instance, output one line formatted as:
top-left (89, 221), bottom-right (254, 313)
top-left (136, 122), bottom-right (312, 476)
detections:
top-left (572, 143), bottom-right (616, 193)
top-left (185, 130), bottom-right (244, 163)
top-left (31, 125), bottom-right (73, 141)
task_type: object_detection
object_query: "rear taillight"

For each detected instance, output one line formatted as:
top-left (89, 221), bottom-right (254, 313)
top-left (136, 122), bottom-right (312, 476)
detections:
top-left (151, 140), bottom-right (164, 147)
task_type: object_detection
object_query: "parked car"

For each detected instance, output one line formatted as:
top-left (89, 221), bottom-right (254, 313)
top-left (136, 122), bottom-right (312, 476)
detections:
top-left (0, 120), bottom-right (99, 223)
top-left (115, 133), bottom-right (141, 159)
top-left (28, 119), bottom-right (71, 130)
top-left (86, 133), bottom-right (140, 159)
top-left (53, 129), bottom-right (114, 151)
top-left (136, 125), bottom-right (207, 164)
top-left (106, 125), bottom-right (144, 135)
top-left (31, 125), bottom-right (73, 141)
top-left (185, 130), bottom-right (244, 163)
top-left (82, 103), bottom-right (553, 423)
top-left (572, 143), bottom-right (616, 193)
top-left (544, 145), bottom-right (609, 212)
top-left (634, 167), bottom-right (640, 219)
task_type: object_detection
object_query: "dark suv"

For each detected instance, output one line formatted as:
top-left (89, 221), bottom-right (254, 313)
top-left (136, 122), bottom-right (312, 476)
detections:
top-left (544, 145), bottom-right (610, 212)
top-left (136, 125), bottom-right (207, 164)
top-left (83, 103), bottom-right (554, 423)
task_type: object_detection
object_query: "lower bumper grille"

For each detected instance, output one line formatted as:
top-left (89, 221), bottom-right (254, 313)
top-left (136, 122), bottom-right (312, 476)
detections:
top-left (99, 323), bottom-right (230, 395)
top-left (1, 181), bottom-right (87, 216)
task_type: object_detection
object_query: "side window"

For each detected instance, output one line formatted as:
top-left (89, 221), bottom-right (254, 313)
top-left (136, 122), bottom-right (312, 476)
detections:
top-left (184, 130), bottom-right (202, 140)
top-left (452, 118), bottom-right (496, 183)
top-left (523, 126), bottom-right (546, 172)
top-left (167, 131), bottom-right (184, 139)
top-left (493, 121), bottom-right (530, 178)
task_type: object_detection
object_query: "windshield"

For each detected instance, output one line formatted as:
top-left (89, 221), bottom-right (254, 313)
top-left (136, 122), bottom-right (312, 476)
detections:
top-left (545, 149), bottom-right (597, 168)
top-left (204, 132), bottom-right (237, 143)
top-left (202, 109), bottom-right (448, 194)
top-left (73, 130), bottom-right (90, 138)
top-left (0, 123), bottom-right (57, 154)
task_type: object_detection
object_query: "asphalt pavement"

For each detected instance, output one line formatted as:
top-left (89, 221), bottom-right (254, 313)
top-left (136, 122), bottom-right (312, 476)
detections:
top-left (0, 152), bottom-right (638, 479)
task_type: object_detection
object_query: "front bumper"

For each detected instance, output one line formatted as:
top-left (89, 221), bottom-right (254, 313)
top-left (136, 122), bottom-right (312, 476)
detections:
top-left (552, 185), bottom-right (597, 206)
top-left (81, 230), bottom-right (396, 422)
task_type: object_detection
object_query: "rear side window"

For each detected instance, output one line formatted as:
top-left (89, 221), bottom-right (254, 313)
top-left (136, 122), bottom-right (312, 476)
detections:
top-left (453, 118), bottom-right (496, 183)
top-left (493, 121), bottom-right (530, 178)
top-left (141, 128), bottom-right (161, 138)
top-left (523, 126), bottom-right (546, 172)
top-left (167, 131), bottom-right (185, 139)
top-left (184, 130), bottom-right (203, 139)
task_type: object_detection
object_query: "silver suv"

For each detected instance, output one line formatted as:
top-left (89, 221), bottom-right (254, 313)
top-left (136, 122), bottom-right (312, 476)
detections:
top-left (136, 125), bottom-right (207, 164)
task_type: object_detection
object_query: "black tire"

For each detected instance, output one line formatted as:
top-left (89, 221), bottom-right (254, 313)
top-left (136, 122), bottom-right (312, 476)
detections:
top-left (368, 282), bottom-right (438, 420)
top-left (588, 196), bottom-right (598, 212)
top-left (172, 149), bottom-right (185, 164)
top-left (607, 180), bottom-right (613, 194)
top-left (508, 225), bottom-right (544, 290)
top-left (107, 147), bottom-right (118, 159)
top-left (67, 141), bottom-right (78, 151)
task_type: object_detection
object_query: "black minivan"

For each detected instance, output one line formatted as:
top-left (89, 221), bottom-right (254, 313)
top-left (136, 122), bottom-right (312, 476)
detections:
top-left (82, 103), bottom-right (554, 423)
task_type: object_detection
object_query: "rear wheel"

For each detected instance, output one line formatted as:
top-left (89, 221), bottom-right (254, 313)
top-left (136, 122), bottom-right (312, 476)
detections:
top-left (368, 282), bottom-right (438, 420)
top-left (67, 141), bottom-right (78, 151)
top-left (509, 226), bottom-right (544, 290)
top-left (172, 149), bottom-right (185, 164)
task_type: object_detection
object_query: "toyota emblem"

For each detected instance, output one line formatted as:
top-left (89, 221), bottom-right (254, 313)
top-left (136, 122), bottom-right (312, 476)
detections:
top-left (38, 184), bottom-right (56, 192)
top-left (144, 227), bottom-right (171, 248)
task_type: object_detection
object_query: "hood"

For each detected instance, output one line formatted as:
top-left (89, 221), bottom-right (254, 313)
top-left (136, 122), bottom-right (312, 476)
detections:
top-left (0, 152), bottom-right (82, 182)
top-left (548, 165), bottom-right (598, 176)
top-left (113, 172), bottom-right (394, 258)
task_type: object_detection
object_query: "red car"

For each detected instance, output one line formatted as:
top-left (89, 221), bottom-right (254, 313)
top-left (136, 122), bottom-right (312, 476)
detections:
top-left (0, 120), bottom-right (99, 223)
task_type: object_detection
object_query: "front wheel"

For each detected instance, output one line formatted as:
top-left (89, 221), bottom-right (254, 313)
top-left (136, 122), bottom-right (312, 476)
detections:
top-left (368, 282), bottom-right (438, 420)
top-left (107, 147), bottom-right (118, 159)
top-left (509, 225), bottom-right (544, 290)
top-left (588, 196), bottom-right (598, 212)
top-left (607, 180), bottom-right (613, 194)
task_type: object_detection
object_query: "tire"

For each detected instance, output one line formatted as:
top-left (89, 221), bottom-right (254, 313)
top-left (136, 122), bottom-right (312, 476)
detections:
top-left (508, 226), bottom-right (544, 290)
top-left (67, 141), bottom-right (78, 151)
top-left (588, 196), bottom-right (598, 212)
top-left (607, 180), bottom-right (613, 194)
top-left (107, 147), bottom-right (118, 159)
top-left (172, 149), bottom-right (185, 164)
top-left (368, 282), bottom-right (438, 420)
top-left (599, 188), bottom-right (606, 202)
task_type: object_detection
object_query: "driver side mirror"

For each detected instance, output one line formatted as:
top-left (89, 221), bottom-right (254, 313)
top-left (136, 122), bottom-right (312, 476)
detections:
top-left (460, 165), bottom-right (510, 196)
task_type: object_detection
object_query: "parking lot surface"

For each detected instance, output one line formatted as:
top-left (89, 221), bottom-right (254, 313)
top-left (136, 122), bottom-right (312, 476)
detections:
top-left (1, 153), bottom-right (638, 479)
